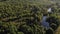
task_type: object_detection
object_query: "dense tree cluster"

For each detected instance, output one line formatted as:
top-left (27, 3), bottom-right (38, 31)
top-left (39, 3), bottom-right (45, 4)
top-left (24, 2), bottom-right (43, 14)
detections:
top-left (0, 0), bottom-right (60, 34)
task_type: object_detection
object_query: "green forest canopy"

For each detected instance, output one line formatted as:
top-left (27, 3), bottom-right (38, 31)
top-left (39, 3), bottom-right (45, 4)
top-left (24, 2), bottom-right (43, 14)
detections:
top-left (0, 0), bottom-right (60, 34)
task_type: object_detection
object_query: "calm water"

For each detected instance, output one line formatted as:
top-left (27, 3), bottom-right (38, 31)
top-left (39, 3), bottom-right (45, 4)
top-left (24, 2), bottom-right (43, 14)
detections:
top-left (41, 16), bottom-right (50, 29)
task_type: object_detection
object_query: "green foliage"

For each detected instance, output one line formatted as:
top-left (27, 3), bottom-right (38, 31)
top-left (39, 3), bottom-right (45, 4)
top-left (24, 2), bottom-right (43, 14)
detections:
top-left (0, 0), bottom-right (60, 34)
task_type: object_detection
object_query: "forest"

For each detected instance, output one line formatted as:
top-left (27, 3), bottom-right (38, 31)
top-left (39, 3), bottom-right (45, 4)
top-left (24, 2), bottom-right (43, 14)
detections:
top-left (0, 0), bottom-right (60, 34)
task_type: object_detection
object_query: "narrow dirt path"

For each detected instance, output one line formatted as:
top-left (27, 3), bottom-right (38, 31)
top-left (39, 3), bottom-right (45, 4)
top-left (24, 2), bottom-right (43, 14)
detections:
top-left (55, 26), bottom-right (60, 34)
